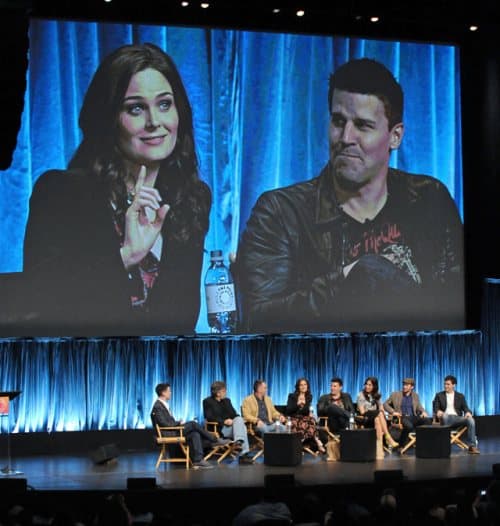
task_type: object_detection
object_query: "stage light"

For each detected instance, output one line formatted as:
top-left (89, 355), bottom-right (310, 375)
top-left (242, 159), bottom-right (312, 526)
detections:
top-left (181, 1), bottom-right (189, 6)
top-left (370, 16), bottom-right (380, 23)
top-left (296, 9), bottom-right (305, 17)
top-left (469, 25), bottom-right (478, 31)
top-left (201, 2), bottom-right (209, 8)
top-left (272, 8), bottom-right (280, 14)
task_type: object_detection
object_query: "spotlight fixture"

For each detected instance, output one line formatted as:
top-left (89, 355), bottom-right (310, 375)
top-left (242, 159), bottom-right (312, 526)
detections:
top-left (272, 8), bottom-right (280, 14)
top-left (200, 2), bottom-right (209, 7)
top-left (469, 25), bottom-right (478, 31)
top-left (104, 0), bottom-right (112, 3)
top-left (181, 1), bottom-right (189, 6)
top-left (296, 9), bottom-right (305, 17)
top-left (370, 16), bottom-right (380, 23)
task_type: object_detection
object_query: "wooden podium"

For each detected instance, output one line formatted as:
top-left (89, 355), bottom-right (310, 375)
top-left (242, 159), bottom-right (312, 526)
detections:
top-left (0, 390), bottom-right (22, 476)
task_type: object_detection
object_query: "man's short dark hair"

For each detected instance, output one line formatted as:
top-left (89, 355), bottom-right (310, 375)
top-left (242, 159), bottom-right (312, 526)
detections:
top-left (328, 57), bottom-right (403, 129)
top-left (155, 383), bottom-right (170, 397)
top-left (330, 377), bottom-right (343, 386)
top-left (253, 379), bottom-right (265, 392)
top-left (211, 380), bottom-right (226, 397)
top-left (444, 375), bottom-right (457, 385)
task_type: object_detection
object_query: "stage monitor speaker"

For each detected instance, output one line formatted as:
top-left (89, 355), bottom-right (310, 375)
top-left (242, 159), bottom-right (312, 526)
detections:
top-left (89, 443), bottom-right (119, 465)
top-left (0, 478), bottom-right (27, 493)
top-left (127, 477), bottom-right (157, 490)
top-left (493, 463), bottom-right (500, 479)
top-left (374, 469), bottom-right (404, 483)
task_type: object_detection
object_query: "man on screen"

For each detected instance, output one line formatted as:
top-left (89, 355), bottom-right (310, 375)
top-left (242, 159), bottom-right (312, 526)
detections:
top-left (235, 58), bottom-right (464, 333)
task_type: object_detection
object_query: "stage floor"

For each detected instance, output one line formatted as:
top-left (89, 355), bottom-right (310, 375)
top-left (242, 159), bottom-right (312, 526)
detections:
top-left (2, 438), bottom-right (500, 492)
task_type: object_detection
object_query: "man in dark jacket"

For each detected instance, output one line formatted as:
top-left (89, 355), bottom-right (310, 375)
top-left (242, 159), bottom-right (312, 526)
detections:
top-left (317, 377), bottom-right (355, 433)
top-left (203, 380), bottom-right (253, 464)
top-left (151, 383), bottom-right (231, 469)
top-left (236, 58), bottom-right (464, 333)
top-left (432, 375), bottom-right (479, 454)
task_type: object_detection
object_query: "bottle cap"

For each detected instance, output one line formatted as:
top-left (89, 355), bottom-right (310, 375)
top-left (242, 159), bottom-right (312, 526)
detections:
top-left (209, 250), bottom-right (223, 261)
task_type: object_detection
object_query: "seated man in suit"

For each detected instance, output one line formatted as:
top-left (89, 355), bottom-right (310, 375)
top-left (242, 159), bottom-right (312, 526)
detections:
top-left (203, 380), bottom-right (254, 464)
top-left (432, 375), bottom-right (480, 454)
top-left (317, 377), bottom-right (355, 433)
top-left (383, 377), bottom-right (432, 447)
top-left (242, 379), bottom-right (286, 435)
top-left (151, 383), bottom-right (231, 469)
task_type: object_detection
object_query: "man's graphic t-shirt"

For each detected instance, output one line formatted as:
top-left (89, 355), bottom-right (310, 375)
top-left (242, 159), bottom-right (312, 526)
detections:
top-left (340, 198), bottom-right (422, 285)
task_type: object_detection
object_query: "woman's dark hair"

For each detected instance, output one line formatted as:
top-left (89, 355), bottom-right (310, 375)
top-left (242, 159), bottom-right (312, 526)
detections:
top-left (362, 376), bottom-right (381, 401)
top-left (69, 42), bottom-right (210, 242)
top-left (328, 57), bottom-right (403, 130)
top-left (294, 377), bottom-right (312, 405)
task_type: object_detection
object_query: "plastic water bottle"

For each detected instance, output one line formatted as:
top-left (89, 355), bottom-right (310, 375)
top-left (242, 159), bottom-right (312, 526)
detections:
top-left (349, 413), bottom-right (355, 430)
top-left (274, 418), bottom-right (281, 433)
top-left (205, 250), bottom-right (237, 334)
top-left (286, 417), bottom-right (292, 433)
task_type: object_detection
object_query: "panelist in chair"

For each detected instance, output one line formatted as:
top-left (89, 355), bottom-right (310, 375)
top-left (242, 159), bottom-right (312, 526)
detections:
top-left (317, 377), bottom-right (355, 433)
top-left (242, 379), bottom-right (285, 434)
top-left (203, 380), bottom-right (254, 464)
top-left (151, 383), bottom-right (230, 469)
top-left (383, 377), bottom-right (432, 448)
top-left (432, 375), bottom-right (480, 454)
top-left (285, 377), bottom-right (325, 454)
top-left (356, 376), bottom-right (399, 459)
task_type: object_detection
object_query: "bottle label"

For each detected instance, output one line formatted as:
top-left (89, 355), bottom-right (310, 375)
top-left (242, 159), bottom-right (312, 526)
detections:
top-left (206, 283), bottom-right (236, 314)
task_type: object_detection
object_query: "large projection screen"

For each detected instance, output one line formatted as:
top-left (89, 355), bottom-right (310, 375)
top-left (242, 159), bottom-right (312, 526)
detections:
top-left (0, 18), bottom-right (464, 336)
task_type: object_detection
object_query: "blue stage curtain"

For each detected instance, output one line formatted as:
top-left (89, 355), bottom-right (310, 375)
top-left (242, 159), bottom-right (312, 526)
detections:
top-left (480, 278), bottom-right (500, 416)
top-left (0, 19), bottom-right (462, 332)
top-left (2, 328), bottom-right (497, 434)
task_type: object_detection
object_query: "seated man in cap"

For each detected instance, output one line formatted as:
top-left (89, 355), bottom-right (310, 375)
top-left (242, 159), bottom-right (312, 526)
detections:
top-left (383, 378), bottom-right (432, 448)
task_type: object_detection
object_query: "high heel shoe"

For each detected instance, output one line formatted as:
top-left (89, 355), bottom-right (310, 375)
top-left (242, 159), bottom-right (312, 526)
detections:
top-left (385, 432), bottom-right (399, 448)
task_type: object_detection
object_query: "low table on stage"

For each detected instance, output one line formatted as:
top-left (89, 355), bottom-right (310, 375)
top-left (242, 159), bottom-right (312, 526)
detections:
top-left (339, 428), bottom-right (376, 462)
top-left (416, 424), bottom-right (451, 458)
top-left (264, 431), bottom-right (302, 466)
top-left (0, 390), bottom-right (23, 476)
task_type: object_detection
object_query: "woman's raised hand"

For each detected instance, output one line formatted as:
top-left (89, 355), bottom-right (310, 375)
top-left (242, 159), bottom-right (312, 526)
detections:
top-left (120, 165), bottom-right (170, 269)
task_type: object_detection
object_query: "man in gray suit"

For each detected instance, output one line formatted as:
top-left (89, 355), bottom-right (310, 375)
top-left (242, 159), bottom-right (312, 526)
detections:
top-left (384, 378), bottom-right (432, 448)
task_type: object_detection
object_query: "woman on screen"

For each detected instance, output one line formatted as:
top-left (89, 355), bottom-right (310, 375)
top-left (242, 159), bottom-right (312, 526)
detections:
top-left (21, 43), bottom-right (211, 336)
top-left (285, 378), bottom-right (326, 454)
top-left (356, 377), bottom-right (399, 459)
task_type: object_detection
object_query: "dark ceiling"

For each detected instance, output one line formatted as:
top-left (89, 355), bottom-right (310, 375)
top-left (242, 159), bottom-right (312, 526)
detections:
top-left (1, 0), bottom-right (498, 44)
